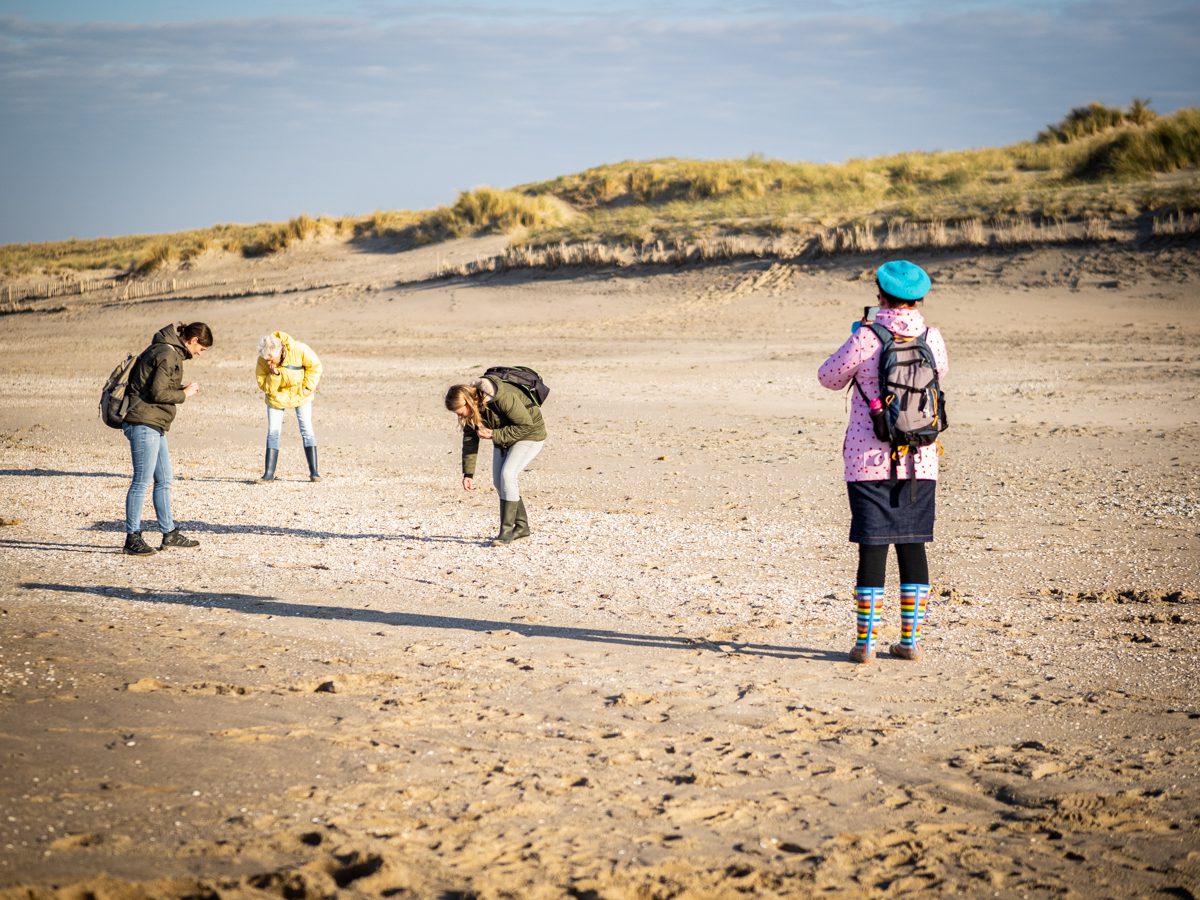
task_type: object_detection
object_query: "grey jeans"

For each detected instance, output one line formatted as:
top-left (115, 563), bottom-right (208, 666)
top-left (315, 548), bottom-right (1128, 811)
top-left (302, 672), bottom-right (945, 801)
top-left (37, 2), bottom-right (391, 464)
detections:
top-left (491, 440), bottom-right (544, 501)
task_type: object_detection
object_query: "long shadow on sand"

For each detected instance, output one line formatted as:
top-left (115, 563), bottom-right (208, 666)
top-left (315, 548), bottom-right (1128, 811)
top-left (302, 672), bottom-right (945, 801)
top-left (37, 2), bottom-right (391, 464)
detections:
top-left (1, 538), bottom-right (116, 555)
top-left (85, 520), bottom-right (479, 545)
top-left (22, 582), bottom-right (842, 662)
top-left (396, 261), bottom-right (679, 292)
top-left (0, 468), bottom-right (124, 478)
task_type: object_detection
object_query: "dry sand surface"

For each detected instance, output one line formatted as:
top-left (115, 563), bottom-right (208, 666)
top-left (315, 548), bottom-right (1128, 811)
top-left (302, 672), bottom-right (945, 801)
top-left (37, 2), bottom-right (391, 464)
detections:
top-left (1, 237), bottom-right (1198, 898)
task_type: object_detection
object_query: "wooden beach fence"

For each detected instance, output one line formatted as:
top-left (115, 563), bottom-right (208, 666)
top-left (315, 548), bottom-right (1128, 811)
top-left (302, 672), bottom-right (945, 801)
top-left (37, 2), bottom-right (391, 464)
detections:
top-left (2, 275), bottom-right (363, 313)
top-left (2, 277), bottom-right (212, 309)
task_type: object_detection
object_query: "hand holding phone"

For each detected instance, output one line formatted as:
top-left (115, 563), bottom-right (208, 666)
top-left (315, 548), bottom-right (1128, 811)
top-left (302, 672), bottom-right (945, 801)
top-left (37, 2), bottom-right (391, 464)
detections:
top-left (851, 306), bottom-right (879, 334)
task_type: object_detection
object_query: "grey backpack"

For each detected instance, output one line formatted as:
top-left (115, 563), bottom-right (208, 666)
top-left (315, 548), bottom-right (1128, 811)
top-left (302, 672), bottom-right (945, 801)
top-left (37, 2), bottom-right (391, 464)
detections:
top-left (854, 323), bottom-right (947, 466)
top-left (99, 353), bottom-right (137, 428)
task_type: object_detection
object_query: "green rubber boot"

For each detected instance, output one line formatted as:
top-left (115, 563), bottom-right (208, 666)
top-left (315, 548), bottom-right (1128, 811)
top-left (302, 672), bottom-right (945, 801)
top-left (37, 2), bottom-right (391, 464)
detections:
top-left (492, 500), bottom-right (519, 546)
top-left (512, 498), bottom-right (531, 540)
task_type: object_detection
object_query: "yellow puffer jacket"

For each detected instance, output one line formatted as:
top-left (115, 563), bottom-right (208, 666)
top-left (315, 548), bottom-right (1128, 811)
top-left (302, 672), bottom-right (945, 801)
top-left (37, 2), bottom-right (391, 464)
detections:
top-left (256, 332), bottom-right (322, 409)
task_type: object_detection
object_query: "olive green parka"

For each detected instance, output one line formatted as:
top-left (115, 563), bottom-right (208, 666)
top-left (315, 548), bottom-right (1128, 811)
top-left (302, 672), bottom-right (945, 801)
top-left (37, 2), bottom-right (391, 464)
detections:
top-left (461, 377), bottom-right (547, 476)
top-left (123, 324), bottom-right (193, 433)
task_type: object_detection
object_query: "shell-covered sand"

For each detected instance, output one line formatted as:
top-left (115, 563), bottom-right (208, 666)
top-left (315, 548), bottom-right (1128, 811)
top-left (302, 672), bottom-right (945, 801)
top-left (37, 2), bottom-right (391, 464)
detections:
top-left (1, 238), bottom-right (1198, 898)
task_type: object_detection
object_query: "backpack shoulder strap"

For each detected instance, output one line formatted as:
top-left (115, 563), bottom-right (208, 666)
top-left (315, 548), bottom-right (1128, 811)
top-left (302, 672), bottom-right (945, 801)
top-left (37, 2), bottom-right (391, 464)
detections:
top-left (852, 377), bottom-right (870, 405)
top-left (851, 323), bottom-right (892, 404)
top-left (866, 322), bottom-right (893, 346)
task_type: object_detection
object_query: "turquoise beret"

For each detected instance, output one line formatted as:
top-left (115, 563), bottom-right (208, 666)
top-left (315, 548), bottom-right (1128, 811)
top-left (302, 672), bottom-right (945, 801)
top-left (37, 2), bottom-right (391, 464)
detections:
top-left (876, 260), bottom-right (931, 301)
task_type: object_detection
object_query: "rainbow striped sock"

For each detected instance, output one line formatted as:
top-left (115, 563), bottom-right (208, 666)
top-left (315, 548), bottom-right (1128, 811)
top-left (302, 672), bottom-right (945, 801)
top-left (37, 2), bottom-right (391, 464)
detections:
top-left (855, 586), bottom-right (883, 654)
top-left (901, 583), bottom-right (930, 647)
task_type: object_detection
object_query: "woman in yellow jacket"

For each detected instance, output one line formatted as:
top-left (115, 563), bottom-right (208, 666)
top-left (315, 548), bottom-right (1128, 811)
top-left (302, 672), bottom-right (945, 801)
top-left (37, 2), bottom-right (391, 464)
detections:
top-left (256, 331), bottom-right (323, 482)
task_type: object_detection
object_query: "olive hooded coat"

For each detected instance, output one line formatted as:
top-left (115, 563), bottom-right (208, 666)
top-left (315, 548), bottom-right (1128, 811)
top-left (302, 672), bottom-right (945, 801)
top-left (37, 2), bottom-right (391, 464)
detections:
top-left (123, 323), bottom-right (194, 433)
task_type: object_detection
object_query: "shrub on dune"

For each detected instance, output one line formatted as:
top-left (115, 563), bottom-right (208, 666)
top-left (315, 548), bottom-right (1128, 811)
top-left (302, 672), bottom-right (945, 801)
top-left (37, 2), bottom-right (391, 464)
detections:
top-left (1073, 109), bottom-right (1200, 179)
top-left (1038, 102), bottom-right (1129, 144)
top-left (134, 241), bottom-right (178, 274)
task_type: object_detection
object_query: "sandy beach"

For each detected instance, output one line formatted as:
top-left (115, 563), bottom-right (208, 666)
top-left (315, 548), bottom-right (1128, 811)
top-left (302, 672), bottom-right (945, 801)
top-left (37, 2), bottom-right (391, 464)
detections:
top-left (1, 237), bottom-right (1198, 898)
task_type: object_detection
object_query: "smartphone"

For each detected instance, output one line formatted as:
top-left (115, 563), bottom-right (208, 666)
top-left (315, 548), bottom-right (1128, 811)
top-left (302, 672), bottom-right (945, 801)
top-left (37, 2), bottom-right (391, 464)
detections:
top-left (852, 305), bottom-right (879, 334)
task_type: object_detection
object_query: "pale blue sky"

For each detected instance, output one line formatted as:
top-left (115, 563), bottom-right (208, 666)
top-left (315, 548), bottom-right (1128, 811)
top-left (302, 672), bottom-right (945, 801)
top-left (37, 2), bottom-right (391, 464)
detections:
top-left (2, 1), bottom-right (1197, 244)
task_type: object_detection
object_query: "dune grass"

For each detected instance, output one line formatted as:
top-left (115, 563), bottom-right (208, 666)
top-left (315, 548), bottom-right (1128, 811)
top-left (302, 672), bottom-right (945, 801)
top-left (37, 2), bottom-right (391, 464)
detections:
top-left (517, 107), bottom-right (1200, 250)
top-left (0, 188), bottom-right (564, 277)
top-left (1036, 99), bottom-right (1156, 144)
top-left (3, 103), bottom-right (1197, 278)
top-left (0, 216), bottom-right (356, 277)
top-left (1073, 109), bottom-right (1200, 179)
top-left (350, 187), bottom-right (564, 246)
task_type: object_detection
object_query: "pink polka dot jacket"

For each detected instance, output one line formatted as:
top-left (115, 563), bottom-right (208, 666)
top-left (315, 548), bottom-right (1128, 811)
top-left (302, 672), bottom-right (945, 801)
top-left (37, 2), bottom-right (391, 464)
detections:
top-left (818, 306), bottom-right (949, 482)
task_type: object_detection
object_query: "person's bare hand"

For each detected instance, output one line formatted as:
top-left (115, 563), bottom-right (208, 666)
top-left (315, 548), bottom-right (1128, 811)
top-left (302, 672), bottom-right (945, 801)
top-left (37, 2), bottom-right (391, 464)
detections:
top-left (476, 425), bottom-right (493, 440)
top-left (462, 475), bottom-right (474, 492)
top-left (183, 382), bottom-right (200, 398)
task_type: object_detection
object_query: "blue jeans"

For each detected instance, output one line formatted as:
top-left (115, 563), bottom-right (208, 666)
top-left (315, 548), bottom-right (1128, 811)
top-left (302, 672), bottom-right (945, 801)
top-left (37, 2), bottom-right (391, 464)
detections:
top-left (266, 402), bottom-right (316, 449)
top-left (123, 423), bottom-right (174, 534)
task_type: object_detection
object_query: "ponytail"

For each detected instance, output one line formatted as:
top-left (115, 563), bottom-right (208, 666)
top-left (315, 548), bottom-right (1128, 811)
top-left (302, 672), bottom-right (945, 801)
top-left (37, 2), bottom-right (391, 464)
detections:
top-left (178, 322), bottom-right (214, 347)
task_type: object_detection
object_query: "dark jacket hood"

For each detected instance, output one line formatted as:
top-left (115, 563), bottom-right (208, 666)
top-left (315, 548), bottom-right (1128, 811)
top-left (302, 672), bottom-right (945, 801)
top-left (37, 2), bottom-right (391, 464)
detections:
top-left (152, 324), bottom-right (190, 359)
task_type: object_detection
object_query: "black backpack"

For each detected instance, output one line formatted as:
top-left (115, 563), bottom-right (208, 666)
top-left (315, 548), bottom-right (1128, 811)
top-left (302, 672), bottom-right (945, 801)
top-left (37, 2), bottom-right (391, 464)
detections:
top-left (99, 353), bottom-right (138, 429)
top-left (854, 323), bottom-right (947, 480)
top-left (485, 365), bottom-right (549, 406)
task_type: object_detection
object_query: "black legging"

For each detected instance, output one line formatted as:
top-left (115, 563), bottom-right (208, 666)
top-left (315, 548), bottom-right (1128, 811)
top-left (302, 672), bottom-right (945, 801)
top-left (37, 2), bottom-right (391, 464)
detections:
top-left (856, 543), bottom-right (929, 588)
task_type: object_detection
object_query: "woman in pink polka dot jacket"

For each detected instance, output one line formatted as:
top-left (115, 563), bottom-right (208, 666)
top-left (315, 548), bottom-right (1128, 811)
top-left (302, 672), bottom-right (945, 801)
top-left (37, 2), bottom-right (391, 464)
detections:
top-left (818, 260), bottom-right (949, 664)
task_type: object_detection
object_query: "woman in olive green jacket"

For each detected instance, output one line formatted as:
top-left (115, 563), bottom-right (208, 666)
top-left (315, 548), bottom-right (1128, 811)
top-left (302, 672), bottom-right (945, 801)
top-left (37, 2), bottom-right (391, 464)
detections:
top-left (121, 322), bottom-right (213, 556)
top-left (445, 375), bottom-right (546, 545)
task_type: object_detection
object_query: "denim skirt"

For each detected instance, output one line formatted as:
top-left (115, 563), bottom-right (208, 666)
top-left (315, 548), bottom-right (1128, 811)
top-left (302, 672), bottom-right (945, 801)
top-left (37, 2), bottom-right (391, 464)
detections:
top-left (847, 479), bottom-right (936, 545)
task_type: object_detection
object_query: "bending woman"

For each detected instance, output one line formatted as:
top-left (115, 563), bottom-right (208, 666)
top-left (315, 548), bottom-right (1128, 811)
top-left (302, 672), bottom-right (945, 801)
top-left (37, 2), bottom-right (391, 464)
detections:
top-left (818, 260), bottom-right (949, 663)
top-left (445, 374), bottom-right (546, 545)
top-left (256, 331), bottom-right (323, 482)
top-left (121, 321), bottom-right (213, 555)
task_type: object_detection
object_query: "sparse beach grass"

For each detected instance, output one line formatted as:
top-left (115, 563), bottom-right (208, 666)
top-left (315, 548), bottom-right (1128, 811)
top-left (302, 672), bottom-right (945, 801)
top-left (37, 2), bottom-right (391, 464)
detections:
top-left (2, 103), bottom-right (1197, 279)
top-left (518, 107), bottom-right (1200, 249)
top-left (0, 217), bottom-right (355, 277)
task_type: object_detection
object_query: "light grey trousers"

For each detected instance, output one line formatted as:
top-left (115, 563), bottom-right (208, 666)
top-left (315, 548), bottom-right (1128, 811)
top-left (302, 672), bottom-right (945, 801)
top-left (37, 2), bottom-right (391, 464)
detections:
top-left (491, 440), bottom-right (544, 501)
